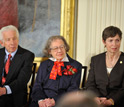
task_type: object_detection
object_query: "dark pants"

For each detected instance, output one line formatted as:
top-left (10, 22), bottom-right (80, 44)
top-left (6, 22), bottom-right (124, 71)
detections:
top-left (0, 94), bottom-right (14, 107)
top-left (0, 93), bottom-right (27, 107)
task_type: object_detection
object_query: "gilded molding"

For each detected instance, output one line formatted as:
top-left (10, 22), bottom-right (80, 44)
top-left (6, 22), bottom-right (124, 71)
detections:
top-left (60, 0), bottom-right (75, 58)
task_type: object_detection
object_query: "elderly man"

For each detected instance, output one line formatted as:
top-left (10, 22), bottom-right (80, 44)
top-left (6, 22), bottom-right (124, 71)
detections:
top-left (0, 25), bottom-right (34, 107)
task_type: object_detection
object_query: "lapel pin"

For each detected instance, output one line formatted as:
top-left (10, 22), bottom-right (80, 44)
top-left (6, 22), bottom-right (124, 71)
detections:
top-left (120, 61), bottom-right (122, 64)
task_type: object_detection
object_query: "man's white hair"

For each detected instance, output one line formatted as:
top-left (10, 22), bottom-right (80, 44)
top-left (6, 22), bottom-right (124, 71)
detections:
top-left (0, 25), bottom-right (19, 41)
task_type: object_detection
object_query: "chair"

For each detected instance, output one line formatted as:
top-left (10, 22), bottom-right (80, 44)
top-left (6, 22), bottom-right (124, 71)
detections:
top-left (80, 66), bottom-right (87, 89)
top-left (28, 63), bottom-right (37, 103)
top-left (24, 63), bottom-right (37, 107)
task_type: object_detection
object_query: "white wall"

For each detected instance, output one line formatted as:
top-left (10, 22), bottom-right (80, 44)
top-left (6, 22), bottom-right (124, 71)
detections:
top-left (76, 0), bottom-right (124, 67)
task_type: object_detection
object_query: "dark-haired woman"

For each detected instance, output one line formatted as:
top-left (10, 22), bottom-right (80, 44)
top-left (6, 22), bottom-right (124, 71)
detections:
top-left (86, 26), bottom-right (124, 107)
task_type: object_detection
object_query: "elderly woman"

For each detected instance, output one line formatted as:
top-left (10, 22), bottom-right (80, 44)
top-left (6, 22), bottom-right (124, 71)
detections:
top-left (30, 35), bottom-right (82, 107)
top-left (86, 26), bottom-right (124, 107)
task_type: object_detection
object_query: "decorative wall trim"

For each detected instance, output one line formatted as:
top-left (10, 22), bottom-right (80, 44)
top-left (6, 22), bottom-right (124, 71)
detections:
top-left (60, 0), bottom-right (75, 58)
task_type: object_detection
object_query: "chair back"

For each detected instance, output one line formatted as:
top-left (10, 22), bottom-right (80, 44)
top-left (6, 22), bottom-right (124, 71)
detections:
top-left (28, 63), bottom-right (37, 103)
top-left (80, 66), bottom-right (87, 89)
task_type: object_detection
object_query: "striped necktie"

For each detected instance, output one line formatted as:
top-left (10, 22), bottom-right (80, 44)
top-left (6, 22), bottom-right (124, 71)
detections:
top-left (2, 54), bottom-right (11, 85)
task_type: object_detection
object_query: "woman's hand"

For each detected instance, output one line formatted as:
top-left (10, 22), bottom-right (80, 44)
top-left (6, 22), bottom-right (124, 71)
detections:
top-left (95, 97), bottom-right (108, 105)
top-left (44, 98), bottom-right (55, 107)
top-left (99, 97), bottom-right (107, 105)
top-left (95, 97), bottom-right (114, 106)
top-left (38, 98), bottom-right (55, 107)
top-left (102, 98), bottom-right (114, 106)
top-left (38, 100), bottom-right (47, 107)
top-left (94, 97), bottom-right (101, 105)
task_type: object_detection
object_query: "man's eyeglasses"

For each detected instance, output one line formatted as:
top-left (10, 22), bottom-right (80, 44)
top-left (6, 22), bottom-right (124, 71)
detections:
top-left (50, 45), bottom-right (65, 51)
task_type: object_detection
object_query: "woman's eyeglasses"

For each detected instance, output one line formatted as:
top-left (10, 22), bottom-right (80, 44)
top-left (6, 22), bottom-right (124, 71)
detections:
top-left (50, 45), bottom-right (65, 51)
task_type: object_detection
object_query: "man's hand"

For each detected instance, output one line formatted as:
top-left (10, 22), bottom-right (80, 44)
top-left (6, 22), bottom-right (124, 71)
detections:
top-left (0, 87), bottom-right (6, 96)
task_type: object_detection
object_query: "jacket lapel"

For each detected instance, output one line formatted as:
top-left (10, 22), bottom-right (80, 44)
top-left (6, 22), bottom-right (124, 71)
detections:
top-left (109, 52), bottom-right (123, 78)
top-left (5, 46), bottom-right (23, 82)
top-left (97, 53), bottom-right (108, 81)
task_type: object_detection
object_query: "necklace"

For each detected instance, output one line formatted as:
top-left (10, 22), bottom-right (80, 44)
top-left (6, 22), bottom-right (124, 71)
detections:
top-left (106, 51), bottom-right (121, 68)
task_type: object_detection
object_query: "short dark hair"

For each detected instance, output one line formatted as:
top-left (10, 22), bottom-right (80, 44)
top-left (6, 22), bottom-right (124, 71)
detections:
top-left (102, 26), bottom-right (122, 41)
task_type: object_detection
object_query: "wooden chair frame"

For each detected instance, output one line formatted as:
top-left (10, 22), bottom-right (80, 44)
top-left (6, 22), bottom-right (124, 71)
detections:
top-left (28, 63), bottom-right (37, 103)
top-left (80, 66), bottom-right (87, 89)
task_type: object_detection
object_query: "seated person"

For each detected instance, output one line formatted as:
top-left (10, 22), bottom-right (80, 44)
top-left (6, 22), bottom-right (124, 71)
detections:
top-left (30, 35), bottom-right (82, 107)
top-left (86, 26), bottom-right (124, 107)
top-left (0, 25), bottom-right (34, 107)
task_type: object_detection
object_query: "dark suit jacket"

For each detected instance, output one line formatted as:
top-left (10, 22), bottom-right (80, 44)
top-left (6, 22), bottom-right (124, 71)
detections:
top-left (31, 54), bottom-right (82, 104)
top-left (86, 52), bottom-right (124, 107)
top-left (0, 46), bottom-right (34, 107)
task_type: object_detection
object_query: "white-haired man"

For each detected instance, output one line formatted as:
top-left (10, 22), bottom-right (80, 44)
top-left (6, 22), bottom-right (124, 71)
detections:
top-left (0, 25), bottom-right (34, 107)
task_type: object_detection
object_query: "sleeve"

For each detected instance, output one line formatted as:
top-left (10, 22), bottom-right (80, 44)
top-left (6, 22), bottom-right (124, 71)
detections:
top-left (85, 57), bottom-right (102, 96)
top-left (31, 63), bottom-right (47, 102)
top-left (4, 85), bottom-right (12, 94)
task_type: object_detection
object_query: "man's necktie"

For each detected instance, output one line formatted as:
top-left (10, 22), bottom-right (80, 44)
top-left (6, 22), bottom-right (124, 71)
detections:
top-left (49, 61), bottom-right (64, 80)
top-left (2, 54), bottom-right (11, 85)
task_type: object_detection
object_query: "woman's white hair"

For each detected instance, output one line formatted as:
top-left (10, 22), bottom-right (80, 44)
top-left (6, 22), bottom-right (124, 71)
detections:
top-left (0, 25), bottom-right (19, 41)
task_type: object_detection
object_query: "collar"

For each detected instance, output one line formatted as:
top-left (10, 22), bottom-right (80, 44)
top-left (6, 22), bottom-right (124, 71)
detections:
top-left (49, 54), bottom-right (69, 62)
top-left (5, 48), bottom-right (17, 60)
